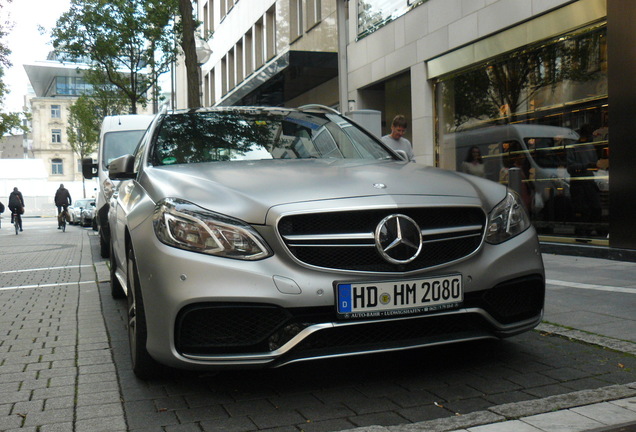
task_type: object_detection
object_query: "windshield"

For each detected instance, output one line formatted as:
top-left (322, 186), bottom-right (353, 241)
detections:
top-left (102, 130), bottom-right (147, 169)
top-left (151, 111), bottom-right (393, 166)
top-left (75, 199), bottom-right (92, 208)
top-left (525, 136), bottom-right (579, 168)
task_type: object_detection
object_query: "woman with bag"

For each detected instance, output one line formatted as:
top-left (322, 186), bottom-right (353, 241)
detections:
top-left (8, 187), bottom-right (25, 232)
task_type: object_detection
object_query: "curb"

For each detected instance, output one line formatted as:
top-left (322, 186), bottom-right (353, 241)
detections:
top-left (341, 325), bottom-right (636, 432)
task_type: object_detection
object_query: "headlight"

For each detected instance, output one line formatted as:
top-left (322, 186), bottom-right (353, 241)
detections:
top-left (485, 191), bottom-right (531, 244)
top-left (153, 198), bottom-right (272, 260)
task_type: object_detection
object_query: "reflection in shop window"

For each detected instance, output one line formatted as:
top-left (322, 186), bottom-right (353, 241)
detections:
top-left (357, 0), bottom-right (429, 38)
top-left (435, 24), bottom-right (609, 241)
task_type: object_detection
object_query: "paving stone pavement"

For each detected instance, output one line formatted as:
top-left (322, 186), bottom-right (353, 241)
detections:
top-left (0, 219), bottom-right (635, 432)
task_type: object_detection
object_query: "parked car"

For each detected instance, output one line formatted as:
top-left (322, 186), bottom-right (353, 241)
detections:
top-left (80, 201), bottom-right (96, 228)
top-left (108, 106), bottom-right (545, 379)
top-left (69, 199), bottom-right (94, 226)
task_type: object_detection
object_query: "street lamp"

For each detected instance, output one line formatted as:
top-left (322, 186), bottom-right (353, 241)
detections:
top-left (195, 38), bottom-right (212, 106)
top-left (195, 38), bottom-right (212, 65)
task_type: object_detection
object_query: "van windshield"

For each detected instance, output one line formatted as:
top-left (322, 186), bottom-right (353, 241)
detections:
top-left (102, 130), bottom-right (146, 169)
top-left (525, 137), bottom-right (578, 168)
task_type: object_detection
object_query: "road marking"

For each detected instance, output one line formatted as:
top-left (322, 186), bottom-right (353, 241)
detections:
top-left (0, 265), bottom-right (92, 274)
top-left (0, 280), bottom-right (94, 291)
top-left (547, 279), bottom-right (636, 294)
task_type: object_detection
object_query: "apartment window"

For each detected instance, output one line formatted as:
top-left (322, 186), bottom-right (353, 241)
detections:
top-left (254, 19), bottom-right (264, 69)
top-left (52, 129), bottom-right (62, 143)
top-left (51, 104), bottom-right (61, 118)
top-left (265, 6), bottom-right (276, 60)
top-left (236, 41), bottom-right (244, 83)
top-left (290, 0), bottom-right (303, 40)
top-left (221, 56), bottom-right (228, 95)
top-left (306, 0), bottom-right (321, 30)
top-left (228, 48), bottom-right (235, 90)
top-left (245, 29), bottom-right (254, 76)
top-left (52, 158), bottom-right (64, 175)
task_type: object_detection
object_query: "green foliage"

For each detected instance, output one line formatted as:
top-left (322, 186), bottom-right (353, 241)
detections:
top-left (51, 0), bottom-right (180, 114)
top-left (0, 0), bottom-right (29, 136)
top-left (67, 95), bottom-right (100, 159)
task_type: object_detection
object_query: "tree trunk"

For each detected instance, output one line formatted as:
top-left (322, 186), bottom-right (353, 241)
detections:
top-left (178, 0), bottom-right (201, 108)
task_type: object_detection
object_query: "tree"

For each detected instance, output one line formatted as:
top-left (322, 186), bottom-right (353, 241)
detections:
top-left (51, 0), bottom-right (180, 114)
top-left (178, 0), bottom-right (200, 108)
top-left (0, 0), bottom-right (28, 136)
top-left (67, 95), bottom-right (100, 197)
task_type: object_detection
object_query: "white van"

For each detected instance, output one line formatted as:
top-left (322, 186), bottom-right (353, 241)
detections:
top-left (443, 124), bottom-right (582, 208)
top-left (83, 114), bottom-right (155, 257)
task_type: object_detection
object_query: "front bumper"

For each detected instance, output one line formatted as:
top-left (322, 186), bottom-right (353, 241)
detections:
top-left (130, 218), bottom-right (544, 370)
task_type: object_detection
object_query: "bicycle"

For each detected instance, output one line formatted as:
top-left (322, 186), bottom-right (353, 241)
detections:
top-left (58, 208), bottom-right (70, 232)
top-left (12, 209), bottom-right (21, 235)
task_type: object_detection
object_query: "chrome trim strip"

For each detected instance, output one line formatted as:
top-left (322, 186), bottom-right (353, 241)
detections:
top-left (283, 224), bottom-right (483, 244)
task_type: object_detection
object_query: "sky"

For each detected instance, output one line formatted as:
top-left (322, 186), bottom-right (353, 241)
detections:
top-left (2, 0), bottom-right (72, 112)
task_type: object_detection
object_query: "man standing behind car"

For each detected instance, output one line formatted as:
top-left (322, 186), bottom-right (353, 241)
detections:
top-left (54, 184), bottom-right (72, 229)
top-left (381, 114), bottom-right (415, 161)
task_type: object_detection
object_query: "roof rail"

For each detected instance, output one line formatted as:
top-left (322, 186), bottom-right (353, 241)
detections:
top-left (297, 104), bottom-right (341, 115)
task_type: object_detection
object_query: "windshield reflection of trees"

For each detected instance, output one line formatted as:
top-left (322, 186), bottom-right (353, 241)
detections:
top-left (153, 112), bottom-right (389, 165)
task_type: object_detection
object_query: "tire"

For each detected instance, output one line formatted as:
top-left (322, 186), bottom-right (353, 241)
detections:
top-left (100, 232), bottom-right (110, 259)
top-left (127, 246), bottom-right (162, 380)
top-left (110, 242), bottom-right (125, 299)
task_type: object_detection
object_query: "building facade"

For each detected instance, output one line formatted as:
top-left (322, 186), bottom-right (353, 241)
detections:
top-left (189, 0), bottom-right (339, 109)
top-left (187, 0), bottom-right (635, 254)
top-left (343, 0), bottom-right (635, 254)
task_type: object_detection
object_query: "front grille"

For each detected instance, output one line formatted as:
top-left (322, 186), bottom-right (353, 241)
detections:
top-left (278, 207), bottom-right (485, 272)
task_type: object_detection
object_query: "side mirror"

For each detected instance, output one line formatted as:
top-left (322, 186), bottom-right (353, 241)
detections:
top-left (108, 154), bottom-right (136, 180)
top-left (394, 149), bottom-right (409, 161)
top-left (82, 158), bottom-right (98, 179)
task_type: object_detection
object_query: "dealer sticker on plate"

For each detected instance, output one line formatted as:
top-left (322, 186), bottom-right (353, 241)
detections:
top-left (336, 274), bottom-right (462, 318)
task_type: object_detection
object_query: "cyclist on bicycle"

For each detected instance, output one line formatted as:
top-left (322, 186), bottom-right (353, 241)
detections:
top-left (54, 183), bottom-right (72, 229)
top-left (8, 187), bottom-right (25, 232)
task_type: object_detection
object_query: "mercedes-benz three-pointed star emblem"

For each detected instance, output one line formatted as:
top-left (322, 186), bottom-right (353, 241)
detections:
top-left (374, 214), bottom-right (423, 265)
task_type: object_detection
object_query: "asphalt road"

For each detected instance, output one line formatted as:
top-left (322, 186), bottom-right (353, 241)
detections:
top-left (0, 218), bottom-right (634, 432)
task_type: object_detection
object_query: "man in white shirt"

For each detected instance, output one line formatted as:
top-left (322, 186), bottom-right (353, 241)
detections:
top-left (381, 114), bottom-right (415, 161)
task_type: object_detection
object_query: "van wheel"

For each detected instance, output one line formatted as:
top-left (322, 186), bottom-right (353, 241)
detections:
top-left (110, 243), bottom-right (125, 299)
top-left (127, 246), bottom-right (162, 380)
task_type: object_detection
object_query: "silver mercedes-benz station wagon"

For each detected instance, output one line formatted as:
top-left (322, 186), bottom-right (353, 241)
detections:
top-left (107, 105), bottom-right (545, 379)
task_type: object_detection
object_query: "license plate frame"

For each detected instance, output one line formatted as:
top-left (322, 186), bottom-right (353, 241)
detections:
top-left (335, 274), bottom-right (463, 319)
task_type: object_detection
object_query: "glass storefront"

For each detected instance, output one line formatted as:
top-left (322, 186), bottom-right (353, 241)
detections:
top-left (357, 0), bottom-right (429, 39)
top-left (435, 23), bottom-right (609, 243)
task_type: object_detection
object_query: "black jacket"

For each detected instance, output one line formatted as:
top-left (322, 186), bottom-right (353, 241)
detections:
top-left (54, 188), bottom-right (72, 206)
top-left (8, 191), bottom-right (24, 209)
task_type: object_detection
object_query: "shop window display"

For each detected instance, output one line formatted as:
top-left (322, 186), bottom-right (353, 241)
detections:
top-left (436, 24), bottom-right (609, 242)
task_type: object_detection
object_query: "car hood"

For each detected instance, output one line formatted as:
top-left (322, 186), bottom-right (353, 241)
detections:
top-left (140, 159), bottom-right (504, 224)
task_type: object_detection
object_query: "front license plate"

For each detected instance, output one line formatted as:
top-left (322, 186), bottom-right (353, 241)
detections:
top-left (336, 275), bottom-right (462, 318)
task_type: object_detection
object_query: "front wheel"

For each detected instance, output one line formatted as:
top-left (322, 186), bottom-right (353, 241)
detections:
top-left (109, 242), bottom-right (125, 299)
top-left (127, 246), bottom-right (162, 380)
top-left (100, 232), bottom-right (110, 258)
